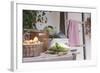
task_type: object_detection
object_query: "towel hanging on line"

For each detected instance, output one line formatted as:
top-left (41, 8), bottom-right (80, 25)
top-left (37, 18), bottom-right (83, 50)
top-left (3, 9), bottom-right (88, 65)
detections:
top-left (67, 19), bottom-right (81, 47)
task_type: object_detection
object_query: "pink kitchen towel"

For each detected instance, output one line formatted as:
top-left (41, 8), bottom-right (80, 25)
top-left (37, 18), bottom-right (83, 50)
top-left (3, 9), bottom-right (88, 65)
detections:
top-left (68, 20), bottom-right (80, 47)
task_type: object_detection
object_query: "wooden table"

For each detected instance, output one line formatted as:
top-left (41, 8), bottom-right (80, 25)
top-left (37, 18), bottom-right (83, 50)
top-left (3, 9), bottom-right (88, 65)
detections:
top-left (22, 52), bottom-right (76, 62)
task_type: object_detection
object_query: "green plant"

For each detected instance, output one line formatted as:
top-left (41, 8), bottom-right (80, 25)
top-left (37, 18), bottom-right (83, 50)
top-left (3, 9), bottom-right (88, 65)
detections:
top-left (23, 10), bottom-right (47, 29)
top-left (44, 26), bottom-right (57, 38)
top-left (48, 43), bottom-right (69, 55)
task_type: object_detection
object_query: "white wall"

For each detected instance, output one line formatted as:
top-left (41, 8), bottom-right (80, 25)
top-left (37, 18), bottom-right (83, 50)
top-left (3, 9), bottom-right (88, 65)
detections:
top-left (46, 11), bottom-right (60, 33)
top-left (36, 11), bottom-right (60, 33)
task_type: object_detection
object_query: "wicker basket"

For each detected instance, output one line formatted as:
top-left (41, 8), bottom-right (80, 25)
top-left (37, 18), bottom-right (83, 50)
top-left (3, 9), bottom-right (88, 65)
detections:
top-left (23, 43), bottom-right (43, 57)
